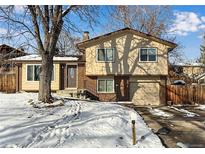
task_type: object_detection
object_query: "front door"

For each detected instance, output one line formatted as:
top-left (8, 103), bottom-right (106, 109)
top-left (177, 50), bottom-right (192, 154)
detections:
top-left (67, 65), bottom-right (77, 88)
top-left (115, 76), bottom-right (129, 101)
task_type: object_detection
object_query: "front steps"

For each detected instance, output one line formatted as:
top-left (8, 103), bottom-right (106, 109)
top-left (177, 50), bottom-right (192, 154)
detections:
top-left (56, 89), bottom-right (90, 100)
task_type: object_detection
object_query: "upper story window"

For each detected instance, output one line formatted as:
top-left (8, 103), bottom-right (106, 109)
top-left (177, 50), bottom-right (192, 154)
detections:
top-left (139, 48), bottom-right (157, 62)
top-left (27, 64), bottom-right (54, 81)
top-left (97, 48), bottom-right (114, 62)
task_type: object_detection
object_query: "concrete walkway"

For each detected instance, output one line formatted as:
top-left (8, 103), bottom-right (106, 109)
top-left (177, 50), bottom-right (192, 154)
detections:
top-left (125, 105), bottom-right (205, 148)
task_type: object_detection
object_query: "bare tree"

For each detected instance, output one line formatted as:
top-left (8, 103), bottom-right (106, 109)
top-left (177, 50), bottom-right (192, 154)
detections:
top-left (105, 5), bottom-right (182, 63)
top-left (199, 35), bottom-right (205, 64)
top-left (168, 42), bottom-right (184, 64)
top-left (106, 6), bottom-right (172, 38)
top-left (0, 5), bottom-right (98, 103)
top-left (57, 30), bottom-right (81, 56)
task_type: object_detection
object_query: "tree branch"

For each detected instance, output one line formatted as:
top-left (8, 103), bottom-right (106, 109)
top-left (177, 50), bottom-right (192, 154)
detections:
top-left (0, 7), bottom-right (35, 38)
top-left (36, 6), bottom-right (49, 34)
top-left (62, 5), bottom-right (78, 17)
top-left (28, 5), bottom-right (44, 53)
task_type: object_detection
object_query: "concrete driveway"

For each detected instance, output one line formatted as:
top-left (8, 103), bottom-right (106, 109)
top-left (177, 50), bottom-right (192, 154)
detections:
top-left (124, 104), bottom-right (205, 148)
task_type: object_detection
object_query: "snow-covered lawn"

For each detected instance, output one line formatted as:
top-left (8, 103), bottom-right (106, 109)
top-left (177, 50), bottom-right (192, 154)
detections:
top-left (0, 92), bottom-right (163, 148)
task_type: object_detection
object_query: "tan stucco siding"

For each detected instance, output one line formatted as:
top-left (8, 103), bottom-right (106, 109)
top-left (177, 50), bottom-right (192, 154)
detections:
top-left (129, 76), bottom-right (166, 105)
top-left (85, 32), bottom-right (169, 76)
top-left (21, 63), bottom-right (60, 91)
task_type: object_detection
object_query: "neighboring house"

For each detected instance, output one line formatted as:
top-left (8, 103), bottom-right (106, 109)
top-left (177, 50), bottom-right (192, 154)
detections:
top-left (172, 62), bottom-right (205, 78)
top-left (169, 63), bottom-right (205, 85)
top-left (11, 27), bottom-right (177, 105)
top-left (168, 65), bottom-right (194, 85)
top-left (0, 44), bottom-right (27, 73)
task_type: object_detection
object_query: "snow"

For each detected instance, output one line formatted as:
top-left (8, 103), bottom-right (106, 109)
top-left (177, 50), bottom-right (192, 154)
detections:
top-left (169, 106), bottom-right (199, 117)
top-left (176, 142), bottom-right (189, 148)
top-left (113, 101), bottom-right (133, 104)
top-left (195, 105), bottom-right (205, 111)
top-left (148, 107), bottom-right (173, 118)
top-left (10, 54), bottom-right (79, 61)
top-left (173, 80), bottom-right (186, 85)
top-left (0, 92), bottom-right (164, 148)
top-left (174, 62), bottom-right (205, 67)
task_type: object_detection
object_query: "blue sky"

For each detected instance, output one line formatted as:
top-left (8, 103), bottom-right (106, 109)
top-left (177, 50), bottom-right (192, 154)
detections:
top-left (0, 5), bottom-right (205, 62)
top-left (170, 6), bottom-right (205, 61)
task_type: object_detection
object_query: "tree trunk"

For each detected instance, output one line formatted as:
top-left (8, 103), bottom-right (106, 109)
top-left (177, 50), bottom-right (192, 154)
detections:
top-left (38, 53), bottom-right (54, 103)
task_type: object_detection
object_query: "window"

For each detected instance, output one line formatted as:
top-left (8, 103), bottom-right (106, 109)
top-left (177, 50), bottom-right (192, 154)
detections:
top-left (97, 48), bottom-right (114, 62)
top-left (139, 48), bottom-right (157, 62)
top-left (106, 49), bottom-right (114, 61)
top-left (27, 65), bottom-right (54, 81)
top-left (97, 78), bottom-right (114, 93)
top-left (98, 49), bottom-right (106, 61)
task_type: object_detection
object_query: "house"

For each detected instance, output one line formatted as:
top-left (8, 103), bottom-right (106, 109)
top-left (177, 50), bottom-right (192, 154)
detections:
top-left (169, 62), bottom-right (205, 84)
top-left (0, 44), bottom-right (27, 73)
top-left (171, 62), bottom-right (205, 78)
top-left (168, 64), bottom-right (194, 85)
top-left (11, 27), bottom-right (177, 105)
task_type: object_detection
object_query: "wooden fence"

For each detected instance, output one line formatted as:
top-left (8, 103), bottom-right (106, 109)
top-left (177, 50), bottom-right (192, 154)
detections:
top-left (167, 85), bottom-right (205, 105)
top-left (0, 73), bottom-right (16, 93)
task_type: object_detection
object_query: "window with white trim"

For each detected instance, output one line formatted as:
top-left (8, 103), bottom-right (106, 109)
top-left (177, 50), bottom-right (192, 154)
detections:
top-left (97, 48), bottom-right (114, 62)
top-left (139, 48), bottom-right (157, 62)
top-left (97, 78), bottom-right (114, 93)
top-left (27, 65), bottom-right (54, 81)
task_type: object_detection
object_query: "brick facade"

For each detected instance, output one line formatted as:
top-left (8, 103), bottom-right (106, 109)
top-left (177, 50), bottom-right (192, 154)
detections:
top-left (85, 76), bottom-right (117, 102)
